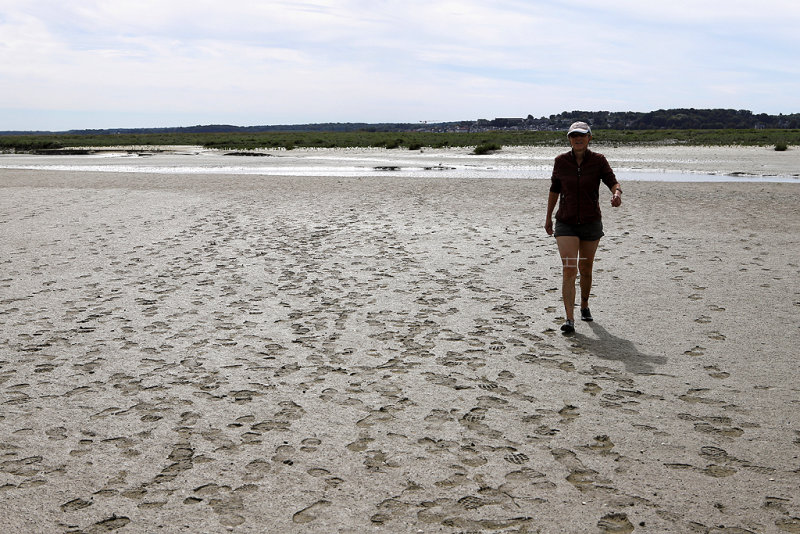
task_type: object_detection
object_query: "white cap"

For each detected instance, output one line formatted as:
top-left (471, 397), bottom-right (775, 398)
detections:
top-left (567, 121), bottom-right (591, 135)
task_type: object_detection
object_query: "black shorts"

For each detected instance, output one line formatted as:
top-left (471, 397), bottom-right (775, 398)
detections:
top-left (554, 219), bottom-right (604, 241)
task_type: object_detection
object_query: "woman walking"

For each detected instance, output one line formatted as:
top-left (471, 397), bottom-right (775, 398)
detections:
top-left (544, 121), bottom-right (622, 333)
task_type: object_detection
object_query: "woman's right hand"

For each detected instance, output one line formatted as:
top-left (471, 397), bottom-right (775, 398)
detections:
top-left (545, 218), bottom-right (553, 235)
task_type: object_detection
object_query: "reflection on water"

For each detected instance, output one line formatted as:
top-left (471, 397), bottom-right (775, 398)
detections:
top-left (1, 150), bottom-right (797, 183)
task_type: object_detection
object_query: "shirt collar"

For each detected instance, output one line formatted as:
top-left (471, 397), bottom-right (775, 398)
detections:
top-left (570, 148), bottom-right (593, 161)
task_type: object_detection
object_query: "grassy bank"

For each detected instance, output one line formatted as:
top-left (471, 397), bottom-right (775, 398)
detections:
top-left (1, 129), bottom-right (799, 152)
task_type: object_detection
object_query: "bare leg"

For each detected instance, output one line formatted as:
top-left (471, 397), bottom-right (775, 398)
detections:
top-left (578, 239), bottom-right (600, 309)
top-left (556, 236), bottom-right (580, 321)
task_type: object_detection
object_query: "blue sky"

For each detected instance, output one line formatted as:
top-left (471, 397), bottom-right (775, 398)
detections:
top-left (2, 0), bottom-right (799, 130)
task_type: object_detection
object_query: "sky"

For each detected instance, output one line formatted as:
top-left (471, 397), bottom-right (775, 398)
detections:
top-left (2, 0), bottom-right (800, 131)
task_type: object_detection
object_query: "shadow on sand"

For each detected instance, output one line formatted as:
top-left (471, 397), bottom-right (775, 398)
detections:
top-left (570, 321), bottom-right (667, 375)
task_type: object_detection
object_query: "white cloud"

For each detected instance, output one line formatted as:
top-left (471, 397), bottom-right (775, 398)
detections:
top-left (1, 0), bottom-right (799, 129)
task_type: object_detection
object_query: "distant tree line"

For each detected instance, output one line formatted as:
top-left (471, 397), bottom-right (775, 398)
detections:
top-left (544, 108), bottom-right (800, 130)
top-left (2, 108), bottom-right (799, 137)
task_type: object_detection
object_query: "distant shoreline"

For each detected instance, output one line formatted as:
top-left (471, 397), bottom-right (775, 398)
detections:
top-left (1, 145), bottom-right (798, 182)
top-left (2, 128), bottom-right (800, 153)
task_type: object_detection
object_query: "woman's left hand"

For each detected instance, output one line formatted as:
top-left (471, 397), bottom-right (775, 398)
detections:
top-left (611, 194), bottom-right (622, 207)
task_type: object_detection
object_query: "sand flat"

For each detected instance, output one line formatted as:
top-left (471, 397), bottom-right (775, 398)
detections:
top-left (1, 165), bottom-right (799, 533)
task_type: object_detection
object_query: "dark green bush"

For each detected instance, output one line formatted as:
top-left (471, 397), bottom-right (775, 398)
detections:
top-left (775, 141), bottom-right (788, 151)
top-left (0, 138), bottom-right (64, 151)
top-left (473, 143), bottom-right (502, 155)
top-left (382, 138), bottom-right (404, 149)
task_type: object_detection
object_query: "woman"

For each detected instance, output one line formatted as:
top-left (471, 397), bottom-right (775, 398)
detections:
top-left (544, 121), bottom-right (622, 333)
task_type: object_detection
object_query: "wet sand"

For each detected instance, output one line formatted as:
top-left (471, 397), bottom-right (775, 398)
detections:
top-left (1, 164), bottom-right (799, 533)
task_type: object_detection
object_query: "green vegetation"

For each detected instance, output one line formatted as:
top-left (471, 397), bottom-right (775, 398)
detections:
top-left (473, 143), bottom-right (502, 155)
top-left (1, 128), bottom-right (799, 153)
top-left (774, 141), bottom-right (788, 151)
top-left (540, 108), bottom-right (800, 130)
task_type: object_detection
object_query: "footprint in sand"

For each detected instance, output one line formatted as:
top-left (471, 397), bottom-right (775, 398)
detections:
top-left (552, 448), bottom-right (612, 492)
top-left (489, 341), bottom-right (505, 352)
top-left (79, 515), bottom-right (131, 532)
top-left (684, 345), bottom-right (705, 357)
top-left (693, 421), bottom-right (744, 438)
top-left (704, 365), bottom-right (730, 379)
top-left (462, 408), bottom-right (487, 423)
top-left (585, 435), bottom-right (615, 454)
top-left (456, 445), bottom-right (488, 467)
top-left (502, 467), bottom-right (555, 492)
top-left (775, 518), bottom-right (800, 532)
top-left (558, 404), bottom-right (580, 423)
top-left (242, 459), bottom-right (271, 481)
top-left (503, 452), bottom-right (529, 465)
top-left (763, 496), bottom-right (792, 513)
top-left (598, 512), bottom-right (634, 533)
top-left (583, 382), bottom-right (602, 396)
top-left (46, 427), bottom-right (68, 441)
top-left (457, 495), bottom-right (488, 510)
top-left (60, 498), bottom-right (93, 512)
top-left (207, 492), bottom-right (247, 527)
top-left (701, 464), bottom-right (737, 478)
top-left (679, 412), bottom-right (745, 437)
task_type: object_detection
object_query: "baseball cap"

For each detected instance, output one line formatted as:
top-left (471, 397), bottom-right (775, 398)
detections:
top-left (567, 121), bottom-right (591, 135)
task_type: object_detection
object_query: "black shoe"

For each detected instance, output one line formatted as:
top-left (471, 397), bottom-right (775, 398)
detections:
top-left (580, 308), bottom-right (593, 321)
top-left (561, 319), bottom-right (575, 333)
